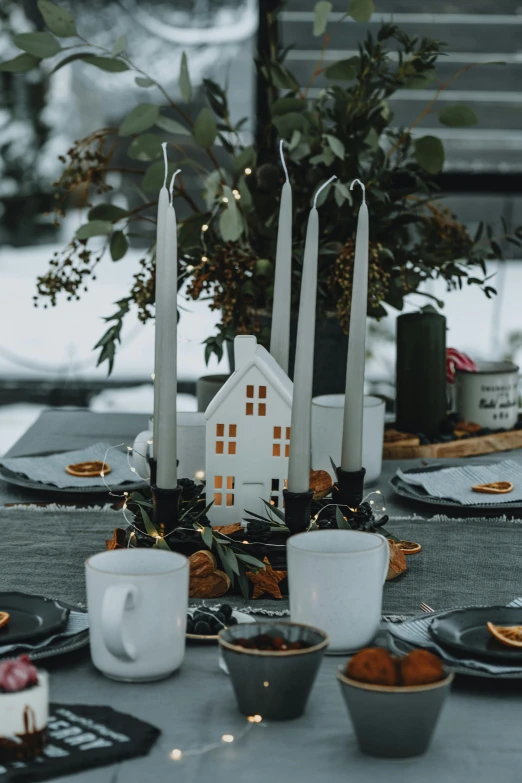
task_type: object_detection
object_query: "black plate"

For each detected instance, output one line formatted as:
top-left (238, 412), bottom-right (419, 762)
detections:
top-left (0, 462), bottom-right (147, 496)
top-left (430, 606), bottom-right (522, 661)
top-left (0, 592), bottom-right (70, 645)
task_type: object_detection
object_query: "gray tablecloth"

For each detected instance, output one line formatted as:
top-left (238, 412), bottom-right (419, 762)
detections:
top-left (2, 409), bottom-right (522, 782)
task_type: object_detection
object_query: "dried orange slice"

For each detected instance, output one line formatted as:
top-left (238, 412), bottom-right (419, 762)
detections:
top-left (486, 621), bottom-right (522, 647)
top-left (398, 540), bottom-right (422, 555)
top-left (472, 482), bottom-right (513, 495)
top-left (0, 612), bottom-right (10, 629)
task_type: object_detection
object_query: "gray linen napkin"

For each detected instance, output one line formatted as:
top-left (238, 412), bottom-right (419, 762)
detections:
top-left (387, 597), bottom-right (522, 675)
top-left (0, 442), bottom-right (136, 488)
top-left (0, 611), bottom-right (90, 657)
top-left (396, 459), bottom-right (522, 505)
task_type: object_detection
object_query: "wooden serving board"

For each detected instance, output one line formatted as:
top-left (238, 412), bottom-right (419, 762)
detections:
top-left (383, 428), bottom-right (522, 460)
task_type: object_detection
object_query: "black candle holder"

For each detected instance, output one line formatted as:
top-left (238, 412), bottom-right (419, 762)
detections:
top-left (148, 457), bottom-right (157, 486)
top-left (332, 467), bottom-right (366, 510)
top-left (152, 484), bottom-right (182, 537)
top-left (283, 488), bottom-right (314, 535)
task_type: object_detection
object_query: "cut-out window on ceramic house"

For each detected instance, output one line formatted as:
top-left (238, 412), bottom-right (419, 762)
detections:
top-left (246, 384), bottom-right (267, 415)
top-left (226, 476), bottom-right (235, 506)
top-left (216, 422), bottom-right (236, 454)
top-left (214, 475), bottom-right (223, 505)
top-left (272, 425), bottom-right (290, 457)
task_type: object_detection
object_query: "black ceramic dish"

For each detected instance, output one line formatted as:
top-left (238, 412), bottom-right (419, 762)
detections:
top-left (337, 665), bottom-right (454, 758)
top-left (218, 621), bottom-right (328, 720)
top-left (430, 606), bottom-right (522, 661)
top-left (0, 592), bottom-right (69, 645)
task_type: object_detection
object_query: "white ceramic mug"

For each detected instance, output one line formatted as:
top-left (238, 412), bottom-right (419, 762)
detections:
top-left (287, 530), bottom-right (389, 653)
top-left (86, 549), bottom-right (189, 682)
top-left (455, 361), bottom-right (519, 430)
top-left (311, 395), bottom-right (386, 483)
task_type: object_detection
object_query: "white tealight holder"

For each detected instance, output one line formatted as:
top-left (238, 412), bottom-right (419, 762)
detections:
top-left (132, 412), bottom-right (206, 482)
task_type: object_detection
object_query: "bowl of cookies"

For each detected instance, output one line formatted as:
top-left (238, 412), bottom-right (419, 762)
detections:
top-left (337, 647), bottom-right (453, 758)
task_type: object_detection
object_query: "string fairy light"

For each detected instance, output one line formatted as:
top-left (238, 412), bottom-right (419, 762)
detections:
top-left (168, 719), bottom-right (261, 762)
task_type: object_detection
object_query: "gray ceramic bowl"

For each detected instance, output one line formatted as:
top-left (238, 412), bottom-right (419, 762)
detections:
top-left (337, 665), bottom-right (454, 758)
top-left (218, 621), bottom-right (328, 720)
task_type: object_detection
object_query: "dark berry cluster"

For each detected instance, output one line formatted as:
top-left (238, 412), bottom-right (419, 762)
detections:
top-left (245, 519), bottom-right (271, 542)
top-left (178, 478), bottom-right (203, 501)
top-left (187, 604), bottom-right (237, 636)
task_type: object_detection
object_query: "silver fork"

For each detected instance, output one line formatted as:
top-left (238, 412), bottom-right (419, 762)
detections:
top-left (420, 602), bottom-right (435, 614)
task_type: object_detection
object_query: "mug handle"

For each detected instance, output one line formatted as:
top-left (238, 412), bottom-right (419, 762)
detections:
top-left (374, 534), bottom-right (390, 584)
top-left (101, 584), bottom-right (138, 661)
top-left (132, 431), bottom-right (152, 479)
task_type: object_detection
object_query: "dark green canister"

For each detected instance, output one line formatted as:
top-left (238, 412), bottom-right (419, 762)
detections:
top-left (396, 311), bottom-right (447, 438)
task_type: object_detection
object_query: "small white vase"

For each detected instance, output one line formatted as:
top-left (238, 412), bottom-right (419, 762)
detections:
top-left (455, 361), bottom-right (519, 429)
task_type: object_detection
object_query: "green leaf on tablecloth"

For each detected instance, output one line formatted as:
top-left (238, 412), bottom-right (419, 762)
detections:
top-left (156, 115), bottom-right (190, 136)
top-left (76, 220), bottom-right (112, 239)
top-left (414, 135), bottom-right (445, 174)
top-left (119, 104), bottom-right (159, 137)
top-left (88, 204), bottom-right (129, 222)
top-left (0, 53), bottom-right (40, 72)
top-left (348, 0), bottom-right (374, 22)
top-left (193, 108), bottom-right (218, 148)
top-left (13, 32), bottom-right (61, 59)
top-left (336, 507), bottom-right (352, 530)
top-left (112, 36), bottom-right (127, 55)
top-left (237, 569), bottom-right (250, 600)
top-left (438, 104), bottom-right (478, 127)
top-left (37, 0), bottom-right (77, 37)
top-left (200, 525), bottom-right (214, 550)
top-left (215, 542), bottom-right (235, 584)
top-left (141, 507), bottom-right (159, 538)
top-left (155, 536), bottom-right (171, 550)
top-left (324, 134), bottom-right (345, 159)
top-left (236, 553), bottom-right (267, 569)
top-left (313, 1), bottom-right (332, 35)
top-left (110, 231), bottom-right (128, 262)
top-left (325, 58), bottom-right (357, 81)
top-left (128, 133), bottom-right (163, 161)
top-left (179, 51), bottom-right (192, 102)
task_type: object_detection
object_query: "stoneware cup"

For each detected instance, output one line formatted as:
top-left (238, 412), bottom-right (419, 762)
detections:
top-left (287, 530), bottom-right (389, 653)
top-left (86, 549), bottom-right (188, 682)
top-left (455, 360), bottom-right (519, 430)
top-left (218, 621), bottom-right (329, 720)
top-left (337, 665), bottom-right (454, 758)
top-left (311, 395), bottom-right (386, 484)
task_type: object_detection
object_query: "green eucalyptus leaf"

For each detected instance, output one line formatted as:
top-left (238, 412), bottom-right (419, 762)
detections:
top-left (141, 507), bottom-right (159, 538)
top-left (88, 204), bottom-right (129, 221)
top-left (404, 69), bottom-right (436, 89)
top-left (203, 170), bottom-right (224, 210)
top-left (37, 0), bottom-right (77, 37)
top-left (272, 112), bottom-right (307, 139)
top-left (336, 507), bottom-right (352, 530)
top-left (119, 104), bottom-right (159, 137)
top-left (314, 178), bottom-right (334, 207)
top-left (414, 135), bottom-right (445, 174)
top-left (83, 55), bottom-right (129, 72)
top-left (142, 160), bottom-right (177, 194)
top-left (264, 62), bottom-right (300, 91)
top-left (49, 52), bottom-right (92, 73)
top-left (348, 0), bottom-right (374, 22)
top-left (156, 115), bottom-right (190, 136)
top-left (313, 1), bottom-right (332, 36)
top-left (110, 231), bottom-right (128, 261)
top-left (324, 134), bottom-right (345, 159)
top-left (76, 220), bottom-right (112, 239)
top-left (334, 180), bottom-right (352, 206)
top-left (13, 32), bottom-right (61, 59)
top-left (0, 53), bottom-right (40, 73)
top-left (136, 76), bottom-right (155, 88)
top-left (232, 146), bottom-right (255, 176)
top-left (193, 107), bottom-right (218, 148)
top-left (219, 186), bottom-right (243, 242)
top-left (215, 542), bottom-right (235, 585)
top-left (112, 35), bottom-right (127, 55)
top-left (236, 553), bottom-right (267, 569)
top-left (201, 525), bottom-right (214, 550)
top-left (128, 133), bottom-right (163, 161)
top-left (324, 58), bottom-right (357, 81)
top-left (438, 104), bottom-right (478, 127)
top-left (271, 97), bottom-right (306, 116)
top-left (178, 51), bottom-right (192, 102)
top-left (238, 176), bottom-right (252, 209)
top-left (288, 129), bottom-right (302, 151)
top-left (155, 536), bottom-right (171, 551)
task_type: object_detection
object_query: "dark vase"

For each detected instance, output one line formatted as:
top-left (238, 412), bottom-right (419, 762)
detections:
top-left (227, 313), bottom-right (349, 397)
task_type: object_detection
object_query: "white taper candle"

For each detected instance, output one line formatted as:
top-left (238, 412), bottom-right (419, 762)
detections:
top-left (287, 176), bottom-right (337, 493)
top-left (341, 179), bottom-right (369, 472)
top-left (270, 140), bottom-right (292, 374)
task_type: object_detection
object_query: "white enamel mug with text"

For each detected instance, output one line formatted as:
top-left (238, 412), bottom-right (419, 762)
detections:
top-left (86, 549), bottom-right (188, 682)
top-left (287, 530), bottom-right (389, 653)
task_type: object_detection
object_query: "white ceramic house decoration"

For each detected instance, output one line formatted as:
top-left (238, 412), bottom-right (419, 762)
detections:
top-left (205, 334), bottom-right (293, 524)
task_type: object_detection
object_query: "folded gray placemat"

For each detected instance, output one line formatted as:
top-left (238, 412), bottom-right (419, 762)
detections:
top-left (397, 459), bottom-right (522, 505)
top-left (388, 597), bottom-right (522, 675)
top-left (0, 441), bottom-right (136, 488)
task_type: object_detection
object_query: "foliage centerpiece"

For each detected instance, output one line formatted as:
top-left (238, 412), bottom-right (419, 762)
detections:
top-left (2, 0), bottom-right (516, 371)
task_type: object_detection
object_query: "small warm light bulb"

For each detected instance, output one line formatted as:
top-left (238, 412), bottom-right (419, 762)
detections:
top-left (127, 445), bottom-right (132, 451)
top-left (100, 472), bottom-right (105, 478)
top-left (369, 500), bottom-right (374, 505)
top-left (170, 749), bottom-right (182, 760)
top-left (202, 224), bottom-right (209, 231)
top-left (130, 467), bottom-right (137, 473)
top-left (201, 255), bottom-right (208, 262)
top-left (222, 197), bottom-right (229, 203)
top-left (186, 264), bottom-right (194, 273)
top-left (263, 681), bottom-right (269, 688)
top-left (222, 735), bottom-right (234, 743)
top-left (253, 715), bottom-right (262, 723)
top-left (124, 491), bottom-right (129, 497)
top-left (234, 193), bottom-right (241, 200)
top-left (195, 469), bottom-right (205, 480)
top-left (151, 372), bottom-right (155, 381)
top-left (242, 540), bottom-right (249, 544)
top-left (147, 439), bottom-right (153, 445)
top-left (244, 167), bottom-right (252, 175)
